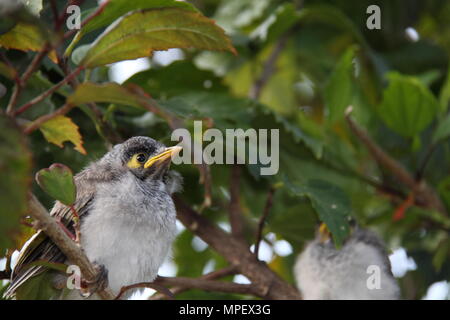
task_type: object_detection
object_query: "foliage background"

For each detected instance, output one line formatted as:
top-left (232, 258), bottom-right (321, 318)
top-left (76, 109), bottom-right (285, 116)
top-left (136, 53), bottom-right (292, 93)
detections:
top-left (1, 0), bottom-right (450, 299)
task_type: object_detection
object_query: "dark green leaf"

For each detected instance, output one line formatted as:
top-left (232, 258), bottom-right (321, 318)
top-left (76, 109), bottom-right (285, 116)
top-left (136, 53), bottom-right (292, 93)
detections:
top-left (35, 163), bottom-right (76, 206)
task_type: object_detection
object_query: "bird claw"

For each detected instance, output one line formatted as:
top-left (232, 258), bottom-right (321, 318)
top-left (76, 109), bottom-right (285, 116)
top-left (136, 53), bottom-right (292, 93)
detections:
top-left (80, 263), bottom-right (109, 298)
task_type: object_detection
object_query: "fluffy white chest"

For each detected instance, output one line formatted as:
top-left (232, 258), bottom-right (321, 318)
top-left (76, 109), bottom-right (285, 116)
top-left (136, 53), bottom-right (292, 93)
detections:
top-left (79, 174), bottom-right (176, 296)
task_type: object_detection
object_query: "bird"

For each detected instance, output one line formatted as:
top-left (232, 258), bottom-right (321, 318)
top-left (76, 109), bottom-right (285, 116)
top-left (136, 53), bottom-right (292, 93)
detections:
top-left (293, 223), bottom-right (400, 300)
top-left (4, 136), bottom-right (183, 300)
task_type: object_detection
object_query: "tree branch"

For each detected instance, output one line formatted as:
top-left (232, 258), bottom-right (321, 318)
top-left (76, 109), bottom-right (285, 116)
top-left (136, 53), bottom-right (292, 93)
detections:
top-left (229, 164), bottom-right (245, 241)
top-left (23, 102), bottom-right (74, 134)
top-left (150, 266), bottom-right (237, 299)
top-left (115, 282), bottom-right (174, 300)
top-left (254, 186), bottom-right (275, 258)
top-left (248, 32), bottom-right (291, 100)
top-left (345, 106), bottom-right (447, 216)
top-left (154, 276), bottom-right (258, 296)
top-left (27, 193), bottom-right (115, 300)
top-left (13, 66), bottom-right (83, 117)
top-left (173, 196), bottom-right (301, 300)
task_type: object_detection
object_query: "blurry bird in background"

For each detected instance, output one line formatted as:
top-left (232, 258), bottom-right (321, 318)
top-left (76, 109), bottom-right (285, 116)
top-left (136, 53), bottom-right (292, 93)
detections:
top-left (4, 136), bottom-right (182, 300)
top-left (294, 223), bottom-right (399, 300)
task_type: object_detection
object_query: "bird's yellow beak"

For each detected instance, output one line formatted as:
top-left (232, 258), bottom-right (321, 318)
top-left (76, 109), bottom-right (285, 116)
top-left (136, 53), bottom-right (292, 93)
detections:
top-left (318, 223), bottom-right (331, 243)
top-left (144, 146), bottom-right (182, 169)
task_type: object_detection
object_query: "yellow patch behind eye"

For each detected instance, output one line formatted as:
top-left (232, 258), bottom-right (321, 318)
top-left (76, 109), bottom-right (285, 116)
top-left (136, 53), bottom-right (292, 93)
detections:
top-left (127, 154), bottom-right (143, 169)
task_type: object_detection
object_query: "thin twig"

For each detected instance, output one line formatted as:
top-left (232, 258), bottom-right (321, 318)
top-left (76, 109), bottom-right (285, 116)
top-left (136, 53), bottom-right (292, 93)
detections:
top-left (115, 282), bottom-right (174, 300)
top-left (154, 276), bottom-right (257, 296)
top-left (229, 164), bottom-right (245, 241)
top-left (13, 66), bottom-right (83, 116)
top-left (248, 32), bottom-right (291, 100)
top-left (150, 266), bottom-right (237, 299)
top-left (345, 106), bottom-right (447, 216)
top-left (6, 43), bottom-right (51, 115)
top-left (28, 193), bottom-right (115, 299)
top-left (23, 103), bottom-right (74, 134)
top-left (254, 186), bottom-right (275, 258)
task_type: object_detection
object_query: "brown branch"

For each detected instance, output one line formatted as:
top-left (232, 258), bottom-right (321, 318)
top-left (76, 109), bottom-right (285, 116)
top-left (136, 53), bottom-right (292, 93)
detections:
top-left (248, 32), bottom-right (291, 100)
top-left (154, 276), bottom-right (257, 296)
top-left (115, 282), bottom-right (174, 300)
top-left (27, 193), bottom-right (115, 300)
top-left (23, 102), bottom-right (74, 134)
top-left (150, 266), bottom-right (238, 299)
top-left (173, 196), bottom-right (301, 300)
top-left (229, 164), bottom-right (245, 241)
top-left (254, 187), bottom-right (275, 258)
top-left (13, 66), bottom-right (83, 116)
top-left (6, 44), bottom-right (51, 115)
top-left (345, 106), bottom-right (447, 215)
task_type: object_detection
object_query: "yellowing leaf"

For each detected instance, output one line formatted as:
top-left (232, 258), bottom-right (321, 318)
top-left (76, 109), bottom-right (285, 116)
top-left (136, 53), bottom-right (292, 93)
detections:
top-left (0, 23), bottom-right (57, 62)
top-left (80, 8), bottom-right (236, 68)
top-left (39, 116), bottom-right (86, 155)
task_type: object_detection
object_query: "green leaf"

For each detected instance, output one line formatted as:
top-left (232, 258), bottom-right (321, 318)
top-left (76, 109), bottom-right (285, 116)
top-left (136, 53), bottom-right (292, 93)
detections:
top-left (68, 82), bottom-right (146, 108)
top-left (0, 61), bottom-right (15, 79)
top-left (35, 163), bottom-right (76, 206)
top-left (439, 65), bottom-right (450, 113)
top-left (0, 115), bottom-right (32, 252)
top-left (66, 0), bottom-right (198, 55)
top-left (39, 115), bottom-right (86, 155)
top-left (324, 48), bottom-right (356, 123)
top-left (432, 113), bottom-right (450, 144)
top-left (15, 271), bottom-right (59, 300)
top-left (80, 8), bottom-right (236, 68)
top-left (378, 72), bottom-right (440, 137)
top-left (125, 61), bottom-right (227, 98)
top-left (285, 178), bottom-right (351, 248)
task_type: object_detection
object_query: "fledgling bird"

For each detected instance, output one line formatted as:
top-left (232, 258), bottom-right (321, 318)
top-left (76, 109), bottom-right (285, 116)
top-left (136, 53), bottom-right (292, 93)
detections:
top-left (5, 136), bottom-right (182, 299)
top-left (294, 224), bottom-right (399, 300)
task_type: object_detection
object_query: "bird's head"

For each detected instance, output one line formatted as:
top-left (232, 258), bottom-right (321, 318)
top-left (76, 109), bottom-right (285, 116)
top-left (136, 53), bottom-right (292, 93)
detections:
top-left (102, 136), bottom-right (182, 181)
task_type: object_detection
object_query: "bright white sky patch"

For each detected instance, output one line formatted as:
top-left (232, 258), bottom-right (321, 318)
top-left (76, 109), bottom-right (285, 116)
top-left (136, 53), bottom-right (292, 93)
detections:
top-left (423, 281), bottom-right (449, 300)
top-left (153, 48), bottom-right (184, 66)
top-left (405, 27), bottom-right (420, 42)
top-left (233, 274), bottom-right (251, 285)
top-left (109, 57), bottom-right (150, 84)
top-left (389, 248), bottom-right (417, 278)
top-left (192, 236), bottom-right (208, 252)
top-left (250, 241), bottom-right (273, 263)
top-left (273, 240), bottom-right (293, 257)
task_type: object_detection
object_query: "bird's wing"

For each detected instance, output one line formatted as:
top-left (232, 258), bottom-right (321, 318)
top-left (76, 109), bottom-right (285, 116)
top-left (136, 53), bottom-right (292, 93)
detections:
top-left (4, 184), bottom-right (95, 298)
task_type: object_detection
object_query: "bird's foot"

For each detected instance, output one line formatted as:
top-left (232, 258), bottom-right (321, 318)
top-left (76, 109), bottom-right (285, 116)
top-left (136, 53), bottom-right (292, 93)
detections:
top-left (80, 263), bottom-right (109, 298)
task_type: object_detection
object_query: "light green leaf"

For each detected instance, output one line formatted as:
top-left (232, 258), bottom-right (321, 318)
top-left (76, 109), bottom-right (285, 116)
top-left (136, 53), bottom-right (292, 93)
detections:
top-left (432, 113), bottom-right (450, 144)
top-left (378, 72), bottom-right (440, 137)
top-left (285, 178), bottom-right (351, 248)
top-left (0, 115), bottom-right (32, 252)
top-left (80, 8), bottom-right (236, 68)
top-left (39, 115), bottom-right (86, 155)
top-left (68, 82), bottom-right (146, 109)
top-left (324, 48), bottom-right (356, 123)
top-left (35, 163), bottom-right (76, 206)
top-left (440, 65), bottom-right (450, 113)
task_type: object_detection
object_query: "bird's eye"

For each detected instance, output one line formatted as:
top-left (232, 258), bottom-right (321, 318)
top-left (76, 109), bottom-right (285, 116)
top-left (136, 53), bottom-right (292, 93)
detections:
top-left (136, 153), bottom-right (147, 163)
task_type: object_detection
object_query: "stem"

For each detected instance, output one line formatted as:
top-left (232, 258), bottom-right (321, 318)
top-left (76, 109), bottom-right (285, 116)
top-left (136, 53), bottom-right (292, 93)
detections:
top-left (345, 106), bottom-right (447, 216)
top-left (254, 187), bottom-right (275, 259)
top-left (13, 66), bottom-right (83, 117)
top-left (23, 103), bottom-right (74, 134)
